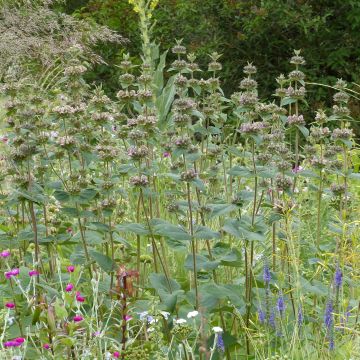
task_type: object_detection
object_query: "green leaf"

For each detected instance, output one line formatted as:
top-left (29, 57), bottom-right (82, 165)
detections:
top-left (149, 273), bottom-right (181, 294)
top-left (185, 254), bottom-right (220, 272)
top-left (228, 166), bottom-right (252, 177)
top-left (223, 218), bottom-right (266, 242)
top-left (296, 125), bottom-right (309, 138)
top-left (89, 250), bottom-right (116, 273)
top-left (193, 225), bottom-right (221, 240)
top-left (281, 97), bottom-right (296, 106)
top-left (53, 190), bottom-right (70, 203)
top-left (13, 189), bottom-right (45, 204)
top-left (78, 188), bottom-right (98, 204)
top-left (151, 219), bottom-right (191, 241)
top-left (116, 223), bottom-right (149, 236)
top-left (209, 203), bottom-right (237, 218)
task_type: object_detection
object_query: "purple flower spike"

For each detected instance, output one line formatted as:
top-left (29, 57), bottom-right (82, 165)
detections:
top-left (263, 264), bottom-right (271, 285)
top-left (324, 300), bottom-right (333, 329)
top-left (216, 333), bottom-right (225, 352)
top-left (269, 310), bottom-right (276, 329)
top-left (334, 266), bottom-right (343, 288)
top-left (258, 309), bottom-right (266, 324)
top-left (277, 293), bottom-right (285, 315)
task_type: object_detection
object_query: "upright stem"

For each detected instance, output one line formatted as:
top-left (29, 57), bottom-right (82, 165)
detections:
top-left (76, 203), bottom-right (92, 278)
top-left (245, 141), bottom-right (258, 355)
top-left (187, 182), bottom-right (199, 309)
top-left (28, 202), bottom-right (40, 285)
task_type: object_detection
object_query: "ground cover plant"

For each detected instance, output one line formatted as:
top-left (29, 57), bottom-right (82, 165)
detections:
top-left (0, 1), bottom-right (359, 359)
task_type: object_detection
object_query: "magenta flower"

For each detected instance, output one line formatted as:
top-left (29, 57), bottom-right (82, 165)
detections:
top-left (292, 165), bottom-right (304, 174)
top-left (5, 302), bottom-right (15, 309)
top-left (4, 337), bottom-right (26, 347)
top-left (114, 351), bottom-right (120, 359)
top-left (66, 227), bottom-right (73, 235)
top-left (124, 315), bottom-right (132, 321)
top-left (76, 292), bottom-right (85, 302)
top-left (73, 315), bottom-right (83, 322)
top-left (67, 265), bottom-right (75, 273)
top-left (29, 270), bottom-right (39, 277)
top-left (163, 151), bottom-right (171, 158)
top-left (4, 341), bottom-right (16, 347)
top-left (65, 283), bottom-right (74, 292)
top-left (43, 343), bottom-right (50, 350)
top-left (11, 268), bottom-right (20, 276)
top-left (0, 250), bottom-right (10, 258)
top-left (5, 268), bottom-right (19, 279)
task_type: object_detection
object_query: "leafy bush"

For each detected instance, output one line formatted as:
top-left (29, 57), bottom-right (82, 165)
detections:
top-left (0, 1), bottom-right (359, 359)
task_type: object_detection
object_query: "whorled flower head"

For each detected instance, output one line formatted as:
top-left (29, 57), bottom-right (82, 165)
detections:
top-left (239, 78), bottom-right (257, 91)
top-left (239, 121), bottom-right (267, 135)
top-left (127, 145), bottom-right (149, 161)
top-left (287, 114), bottom-right (305, 126)
top-left (288, 70), bottom-right (305, 81)
top-left (331, 128), bottom-right (353, 140)
top-left (243, 62), bottom-right (257, 75)
top-left (129, 175), bottom-right (149, 187)
top-left (333, 91), bottom-right (349, 103)
top-left (180, 169), bottom-right (197, 182)
top-left (332, 105), bottom-right (350, 117)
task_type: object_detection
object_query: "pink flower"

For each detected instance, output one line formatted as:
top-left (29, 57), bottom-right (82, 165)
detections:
top-left (76, 291), bottom-right (85, 302)
top-left (5, 302), bottom-right (15, 309)
top-left (65, 283), bottom-right (74, 292)
top-left (163, 151), bottom-right (171, 158)
top-left (4, 337), bottom-right (26, 347)
top-left (29, 270), bottom-right (39, 277)
top-left (5, 268), bottom-right (19, 279)
top-left (4, 341), bottom-right (16, 347)
top-left (0, 250), bottom-right (10, 258)
top-left (113, 351), bottom-right (120, 359)
top-left (11, 268), bottom-right (20, 276)
top-left (73, 315), bottom-right (83, 322)
top-left (66, 227), bottom-right (73, 235)
top-left (292, 165), bottom-right (304, 174)
top-left (67, 265), bottom-right (75, 273)
top-left (124, 315), bottom-right (132, 321)
top-left (43, 343), bottom-right (50, 350)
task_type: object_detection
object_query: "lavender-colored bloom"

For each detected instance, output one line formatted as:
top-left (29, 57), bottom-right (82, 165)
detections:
top-left (298, 305), bottom-right (303, 326)
top-left (334, 266), bottom-right (343, 288)
top-left (324, 300), bottom-right (333, 329)
top-left (277, 293), bottom-right (285, 315)
top-left (263, 264), bottom-right (271, 285)
top-left (345, 305), bottom-right (351, 321)
top-left (269, 310), bottom-right (276, 329)
top-left (329, 338), bottom-right (335, 351)
top-left (258, 309), bottom-right (266, 324)
top-left (216, 333), bottom-right (225, 352)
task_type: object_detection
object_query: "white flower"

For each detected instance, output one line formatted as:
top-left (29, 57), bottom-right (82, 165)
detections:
top-left (187, 310), bottom-right (199, 318)
top-left (175, 318), bottom-right (187, 324)
top-left (160, 311), bottom-right (170, 319)
top-left (212, 326), bottom-right (223, 333)
top-left (149, 317), bottom-right (158, 324)
top-left (148, 327), bottom-right (155, 332)
top-left (7, 316), bottom-right (15, 326)
top-left (139, 311), bottom-right (148, 321)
